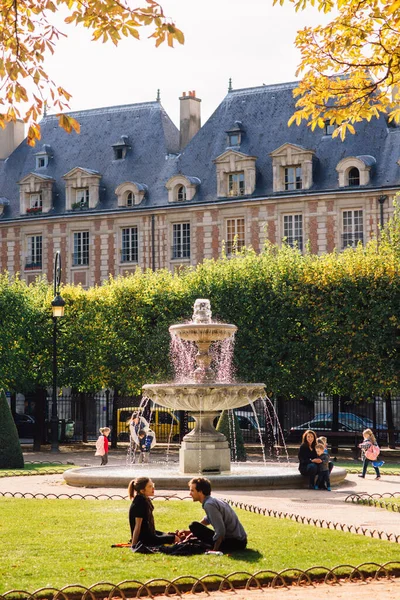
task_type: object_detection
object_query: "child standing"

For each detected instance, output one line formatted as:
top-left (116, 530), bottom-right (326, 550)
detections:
top-left (138, 429), bottom-right (156, 463)
top-left (314, 443), bottom-right (331, 491)
top-left (358, 428), bottom-right (383, 480)
top-left (317, 436), bottom-right (334, 475)
top-left (95, 427), bottom-right (110, 465)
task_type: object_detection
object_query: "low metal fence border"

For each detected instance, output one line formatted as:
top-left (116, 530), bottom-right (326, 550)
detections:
top-left (1, 493), bottom-right (400, 597)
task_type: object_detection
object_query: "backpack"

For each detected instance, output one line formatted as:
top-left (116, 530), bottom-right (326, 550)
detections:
top-left (365, 444), bottom-right (380, 460)
top-left (95, 435), bottom-right (105, 456)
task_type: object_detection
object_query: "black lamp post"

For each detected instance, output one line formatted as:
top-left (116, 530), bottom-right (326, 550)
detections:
top-left (51, 251), bottom-right (65, 452)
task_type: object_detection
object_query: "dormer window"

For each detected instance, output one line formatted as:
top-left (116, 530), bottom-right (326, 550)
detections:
top-left (348, 167), bottom-right (360, 186)
top-left (226, 121), bottom-right (244, 147)
top-left (324, 122), bottom-right (336, 136)
top-left (63, 167), bottom-right (101, 210)
top-left (336, 156), bottom-right (375, 187)
top-left (270, 143), bottom-right (315, 192)
top-left (115, 182), bottom-right (147, 207)
top-left (228, 172), bottom-right (245, 196)
top-left (284, 166), bottom-right (302, 190)
top-left (75, 188), bottom-right (89, 208)
top-left (34, 144), bottom-right (52, 170)
top-left (18, 172), bottom-right (55, 215)
top-left (228, 133), bottom-right (240, 146)
top-left (214, 150), bottom-right (256, 198)
top-left (126, 192), bottom-right (134, 207)
top-left (177, 185), bottom-right (187, 201)
top-left (112, 135), bottom-right (131, 161)
top-left (30, 193), bottom-right (42, 209)
top-left (166, 175), bottom-right (200, 203)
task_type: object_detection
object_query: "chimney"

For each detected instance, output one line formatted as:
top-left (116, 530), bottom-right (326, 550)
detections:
top-left (0, 120), bottom-right (25, 160)
top-left (179, 90), bottom-right (201, 150)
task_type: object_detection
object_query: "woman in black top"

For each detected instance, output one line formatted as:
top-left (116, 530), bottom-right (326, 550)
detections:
top-left (298, 430), bottom-right (322, 488)
top-left (128, 477), bottom-right (179, 547)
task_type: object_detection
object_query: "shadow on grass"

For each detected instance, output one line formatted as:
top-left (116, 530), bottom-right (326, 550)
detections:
top-left (231, 548), bottom-right (263, 562)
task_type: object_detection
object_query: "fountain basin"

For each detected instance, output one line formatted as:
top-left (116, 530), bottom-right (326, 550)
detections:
top-left (142, 383), bottom-right (265, 412)
top-left (169, 323), bottom-right (237, 343)
top-left (63, 463), bottom-right (348, 490)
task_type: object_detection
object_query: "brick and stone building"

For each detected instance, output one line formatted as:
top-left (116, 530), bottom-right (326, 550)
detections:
top-left (0, 82), bottom-right (398, 286)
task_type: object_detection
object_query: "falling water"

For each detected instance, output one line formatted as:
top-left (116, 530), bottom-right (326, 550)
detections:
top-left (170, 333), bottom-right (197, 383)
top-left (210, 336), bottom-right (236, 383)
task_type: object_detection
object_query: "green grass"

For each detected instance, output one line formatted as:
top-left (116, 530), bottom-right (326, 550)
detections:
top-left (0, 499), bottom-right (398, 594)
top-left (334, 460), bottom-right (400, 473)
top-left (0, 463), bottom-right (71, 477)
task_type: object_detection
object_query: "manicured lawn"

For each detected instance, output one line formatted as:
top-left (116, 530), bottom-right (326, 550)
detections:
top-left (334, 460), bottom-right (400, 473)
top-left (1, 499), bottom-right (398, 594)
top-left (0, 463), bottom-right (71, 477)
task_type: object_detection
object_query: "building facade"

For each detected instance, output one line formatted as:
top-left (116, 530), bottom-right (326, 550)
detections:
top-left (0, 82), bottom-right (398, 286)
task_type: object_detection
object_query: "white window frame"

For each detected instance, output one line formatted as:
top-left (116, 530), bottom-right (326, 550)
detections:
top-left (283, 214), bottom-right (303, 250)
top-left (342, 209), bottom-right (364, 249)
top-left (228, 172), bottom-right (245, 197)
top-left (76, 188), bottom-right (89, 206)
top-left (121, 226), bottom-right (139, 263)
top-left (284, 166), bottom-right (303, 191)
top-left (172, 222), bottom-right (190, 260)
top-left (226, 217), bottom-right (245, 254)
top-left (177, 185), bottom-right (187, 202)
top-left (73, 231), bottom-right (90, 266)
top-left (29, 193), bottom-right (42, 209)
top-left (27, 235), bottom-right (42, 268)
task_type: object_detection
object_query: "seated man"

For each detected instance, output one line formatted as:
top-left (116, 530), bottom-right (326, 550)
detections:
top-left (180, 477), bottom-right (247, 553)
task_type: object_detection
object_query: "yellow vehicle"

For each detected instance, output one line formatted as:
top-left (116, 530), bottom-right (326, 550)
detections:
top-left (117, 406), bottom-right (194, 442)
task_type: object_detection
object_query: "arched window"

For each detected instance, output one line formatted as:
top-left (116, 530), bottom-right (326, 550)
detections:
top-left (126, 191), bottom-right (134, 207)
top-left (348, 167), bottom-right (360, 186)
top-left (177, 185), bottom-right (187, 201)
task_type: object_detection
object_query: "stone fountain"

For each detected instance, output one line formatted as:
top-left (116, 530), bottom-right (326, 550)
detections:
top-left (63, 299), bottom-right (347, 489)
top-left (143, 299), bottom-right (265, 474)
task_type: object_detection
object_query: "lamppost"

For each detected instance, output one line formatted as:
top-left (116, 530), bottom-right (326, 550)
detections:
top-left (51, 251), bottom-right (65, 452)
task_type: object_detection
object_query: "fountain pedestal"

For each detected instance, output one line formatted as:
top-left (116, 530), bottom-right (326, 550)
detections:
top-left (179, 411), bottom-right (230, 474)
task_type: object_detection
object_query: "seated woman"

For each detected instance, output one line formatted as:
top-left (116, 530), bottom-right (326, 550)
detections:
top-left (128, 477), bottom-right (179, 548)
top-left (298, 430), bottom-right (322, 489)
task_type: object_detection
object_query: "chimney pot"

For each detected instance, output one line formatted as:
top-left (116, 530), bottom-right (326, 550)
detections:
top-left (179, 90), bottom-right (201, 149)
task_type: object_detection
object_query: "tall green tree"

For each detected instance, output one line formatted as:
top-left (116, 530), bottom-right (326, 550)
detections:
top-left (0, 389), bottom-right (24, 468)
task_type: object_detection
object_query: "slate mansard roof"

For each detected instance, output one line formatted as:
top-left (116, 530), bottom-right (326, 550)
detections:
top-left (0, 101), bottom-right (180, 219)
top-left (175, 82), bottom-right (400, 203)
top-left (1, 81), bottom-right (400, 220)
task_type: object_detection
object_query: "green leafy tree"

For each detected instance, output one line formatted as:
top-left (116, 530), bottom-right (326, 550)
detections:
top-left (276, 0), bottom-right (400, 138)
top-left (0, 389), bottom-right (24, 468)
top-left (0, 0), bottom-right (184, 145)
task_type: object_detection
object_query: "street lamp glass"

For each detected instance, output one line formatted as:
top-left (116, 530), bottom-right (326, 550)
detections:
top-left (52, 294), bottom-right (66, 318)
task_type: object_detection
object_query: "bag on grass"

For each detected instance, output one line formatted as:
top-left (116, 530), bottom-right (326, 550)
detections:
top-left (365, 444), bottom-right (380, 461)
top-left (158, 538), bottom-right (209, 556)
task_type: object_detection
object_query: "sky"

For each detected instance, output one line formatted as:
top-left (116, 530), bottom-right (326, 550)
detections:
top-left (45, 0), bottom-right (331, 128)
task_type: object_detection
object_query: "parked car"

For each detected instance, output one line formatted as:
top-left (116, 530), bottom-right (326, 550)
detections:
top-left (13, 413), bottom-right (35, 438)
top-left (214, 410), bottom-right (266, 443)
top-left (117, 406), bottom-right (195, 442)
top-left (285, 412), bottom-right (369, 444)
